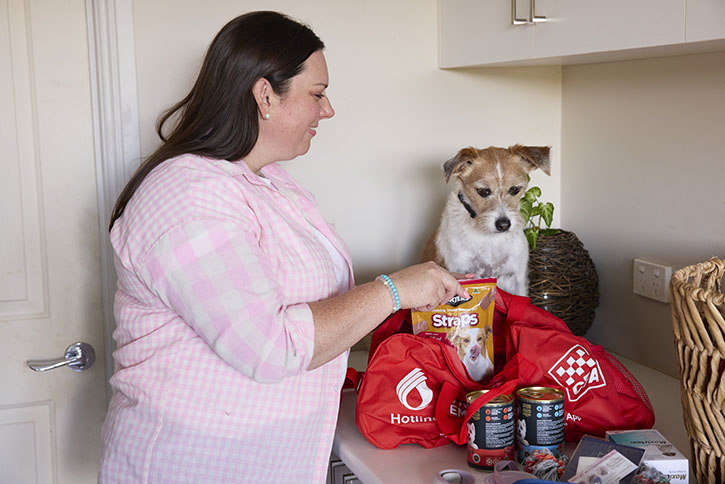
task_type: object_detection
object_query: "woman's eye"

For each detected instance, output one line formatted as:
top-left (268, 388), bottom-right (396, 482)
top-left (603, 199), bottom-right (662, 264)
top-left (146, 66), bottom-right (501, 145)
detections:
top-left (509, 186), bottom-right (521, 196)
top-left (476, 188), bottom-right (492, 198)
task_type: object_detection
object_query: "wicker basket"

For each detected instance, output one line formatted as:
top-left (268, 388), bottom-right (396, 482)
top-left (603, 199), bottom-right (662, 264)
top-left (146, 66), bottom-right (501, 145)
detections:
top-left (528, 230), bottom-right (599, 336)
top-left (671, 258), bottom-right (725, 484)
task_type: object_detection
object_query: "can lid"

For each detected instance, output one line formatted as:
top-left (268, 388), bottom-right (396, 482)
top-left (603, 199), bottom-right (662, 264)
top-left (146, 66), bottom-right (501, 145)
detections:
top-left (466, 390), bottom-right (513, 405)
top-left (488, 394), bottom-right (514, 405)
top-left (466, 390), bottom-right (488, 404)
top-left (516, 386), bottom-right (564, 402)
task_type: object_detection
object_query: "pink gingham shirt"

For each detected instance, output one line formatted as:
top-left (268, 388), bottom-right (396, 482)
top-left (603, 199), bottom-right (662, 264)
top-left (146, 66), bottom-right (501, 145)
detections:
top-left (99, 154), bottom-right (354, 483)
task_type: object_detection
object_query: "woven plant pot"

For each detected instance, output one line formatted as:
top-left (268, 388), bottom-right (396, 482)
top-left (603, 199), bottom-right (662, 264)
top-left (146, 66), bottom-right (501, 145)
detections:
top-left (670, 257), bottom-right (725, 484)
top-left (528, 230), bottom-right (599, 336)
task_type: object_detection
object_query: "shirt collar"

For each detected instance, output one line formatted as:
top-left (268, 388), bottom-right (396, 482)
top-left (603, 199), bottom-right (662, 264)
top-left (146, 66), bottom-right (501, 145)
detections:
top-left (205, 157), bottom-right (297, 189)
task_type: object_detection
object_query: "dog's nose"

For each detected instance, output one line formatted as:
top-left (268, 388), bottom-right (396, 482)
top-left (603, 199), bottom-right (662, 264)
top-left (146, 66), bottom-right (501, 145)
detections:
top-left (495, 217), bottom-right (511, 232)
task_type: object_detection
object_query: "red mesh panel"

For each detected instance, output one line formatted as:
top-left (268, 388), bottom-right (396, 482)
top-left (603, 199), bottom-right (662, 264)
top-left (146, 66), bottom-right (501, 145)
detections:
top-left (600, 351), bottom-right (654, 415)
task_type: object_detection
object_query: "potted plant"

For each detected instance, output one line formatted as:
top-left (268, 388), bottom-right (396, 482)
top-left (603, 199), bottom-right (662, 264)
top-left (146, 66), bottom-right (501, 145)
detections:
top-left (520, 179), bottom-right (599, 336)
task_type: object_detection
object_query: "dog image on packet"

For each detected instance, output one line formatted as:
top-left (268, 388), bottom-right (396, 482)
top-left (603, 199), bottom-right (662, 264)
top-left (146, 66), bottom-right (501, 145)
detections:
top-left (411, 279), bottom-right (497, 382)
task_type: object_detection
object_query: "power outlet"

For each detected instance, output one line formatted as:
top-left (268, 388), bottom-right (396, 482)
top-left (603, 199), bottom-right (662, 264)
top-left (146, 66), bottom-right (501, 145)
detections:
top-left (633, 258), bottom-right (672, 303)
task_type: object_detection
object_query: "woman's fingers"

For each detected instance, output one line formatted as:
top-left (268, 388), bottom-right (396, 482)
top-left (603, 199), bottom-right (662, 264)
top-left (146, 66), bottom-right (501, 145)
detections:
top-left (413, 304), bottom-right (436, 312)
top-left (388, 262), bottom-right (471, 310)
top-left (451, 272), bottom-right (476, 280)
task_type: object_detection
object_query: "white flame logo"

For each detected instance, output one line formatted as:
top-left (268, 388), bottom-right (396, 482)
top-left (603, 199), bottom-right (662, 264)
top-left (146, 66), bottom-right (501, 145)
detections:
top-left (396, 368), bottom-right (433, 411)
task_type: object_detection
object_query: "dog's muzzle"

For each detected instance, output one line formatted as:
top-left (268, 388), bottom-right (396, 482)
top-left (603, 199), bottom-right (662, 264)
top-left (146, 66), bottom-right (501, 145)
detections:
top-left (495, 217), bottom-right (511, 232)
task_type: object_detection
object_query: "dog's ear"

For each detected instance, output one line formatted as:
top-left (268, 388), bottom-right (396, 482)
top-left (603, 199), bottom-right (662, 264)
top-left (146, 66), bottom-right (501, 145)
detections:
top-left (509, 145), bottom-right (551, 175)
top-left (443, 147), bottom-right (478, 183)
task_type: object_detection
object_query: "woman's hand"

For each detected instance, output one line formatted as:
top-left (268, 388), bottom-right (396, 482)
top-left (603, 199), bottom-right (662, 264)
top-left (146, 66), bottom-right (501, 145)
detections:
top-left (387, 262), bottom-right (473, 312)
top-left (307, 262), bottom-right (473, 370)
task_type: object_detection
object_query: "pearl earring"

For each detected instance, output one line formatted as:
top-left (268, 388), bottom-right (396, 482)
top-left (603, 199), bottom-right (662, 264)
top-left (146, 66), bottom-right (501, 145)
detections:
top-left (264, 113), bottom-right (270, 120)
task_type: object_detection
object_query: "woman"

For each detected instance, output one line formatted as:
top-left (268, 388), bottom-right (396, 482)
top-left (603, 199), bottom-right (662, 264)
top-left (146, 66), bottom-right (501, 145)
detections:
top-left (99, 11), bottom-right (469, 483)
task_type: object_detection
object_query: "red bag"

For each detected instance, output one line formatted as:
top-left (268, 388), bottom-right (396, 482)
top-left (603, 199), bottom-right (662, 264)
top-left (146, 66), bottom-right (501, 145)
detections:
top-left (484, 291), bottom-right (656, 443)
top-left (351, 296), bottom-right (516, 450)
top-left (353, 289), bottom-right (655, 449)
top-left (354, 332), bottom-right (517, 449)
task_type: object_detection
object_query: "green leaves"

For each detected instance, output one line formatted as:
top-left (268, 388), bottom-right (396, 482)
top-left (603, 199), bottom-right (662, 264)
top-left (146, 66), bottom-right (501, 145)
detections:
top-left (520, 186), bottom-right (558, 250)
top-left (524, 186), bottom-right (541, 201)
top-left (540, 202), bottom-right (554, 228)
top-left (519, 199), bottom-right (532, 222)
top-left (524, 227), bottom-right (539, 250)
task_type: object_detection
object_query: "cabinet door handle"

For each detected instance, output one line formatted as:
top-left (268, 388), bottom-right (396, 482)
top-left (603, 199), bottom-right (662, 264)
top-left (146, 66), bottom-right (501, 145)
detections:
top-left (511, 0), bottom-right (528, 25)
top-left (530, 0), bottom-right (547, 22)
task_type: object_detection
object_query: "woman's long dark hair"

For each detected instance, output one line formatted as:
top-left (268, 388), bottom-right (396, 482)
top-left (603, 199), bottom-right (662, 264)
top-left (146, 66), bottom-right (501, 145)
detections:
top-left (109, 11), bottom-right (324, 230)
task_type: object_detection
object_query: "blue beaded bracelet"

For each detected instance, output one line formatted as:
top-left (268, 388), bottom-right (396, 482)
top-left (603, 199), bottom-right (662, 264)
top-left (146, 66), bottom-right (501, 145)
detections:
top-left (376, 274), bottom-right (401, 312)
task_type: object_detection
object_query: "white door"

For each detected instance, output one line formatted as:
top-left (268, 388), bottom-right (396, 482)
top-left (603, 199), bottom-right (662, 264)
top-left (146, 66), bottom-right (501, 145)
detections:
top-left (0, 0), bottom-right (108, 482)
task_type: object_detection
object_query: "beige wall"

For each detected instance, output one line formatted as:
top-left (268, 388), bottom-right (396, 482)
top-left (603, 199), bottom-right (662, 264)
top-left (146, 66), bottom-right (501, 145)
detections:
top-left (561, 52), bottom-right (725, 376)
top-left (131, 0), bottom-right (562, 285)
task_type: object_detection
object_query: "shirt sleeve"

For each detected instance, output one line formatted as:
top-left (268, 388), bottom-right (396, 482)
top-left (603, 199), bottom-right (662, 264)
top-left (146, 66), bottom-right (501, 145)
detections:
top-left (136, 215), bottom-right (316, 384)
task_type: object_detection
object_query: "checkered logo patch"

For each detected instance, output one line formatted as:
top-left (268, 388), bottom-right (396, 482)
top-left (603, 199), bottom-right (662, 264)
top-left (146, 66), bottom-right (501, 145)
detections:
top-left (547, 344), bottom-right (606, 402)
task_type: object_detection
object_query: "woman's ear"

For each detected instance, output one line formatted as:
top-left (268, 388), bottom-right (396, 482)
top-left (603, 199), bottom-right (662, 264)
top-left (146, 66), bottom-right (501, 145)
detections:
top-left (252, 77), bottom-right (274, 118)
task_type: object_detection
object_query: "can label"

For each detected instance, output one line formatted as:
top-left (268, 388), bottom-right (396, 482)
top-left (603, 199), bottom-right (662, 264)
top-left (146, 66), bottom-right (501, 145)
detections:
top-left (466, 391), bottom-right (515, 469)
top-left (516, 387), bottom-right (565, 460)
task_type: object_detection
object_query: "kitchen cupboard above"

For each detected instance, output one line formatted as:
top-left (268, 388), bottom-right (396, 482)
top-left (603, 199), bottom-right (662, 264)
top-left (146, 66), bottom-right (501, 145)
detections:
top-left (439, 0), bottom-right (725, 68)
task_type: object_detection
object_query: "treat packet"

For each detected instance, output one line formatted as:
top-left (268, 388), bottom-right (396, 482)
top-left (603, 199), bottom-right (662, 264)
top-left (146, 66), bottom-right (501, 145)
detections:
top-left (411, 279), bottom-right (497, 382)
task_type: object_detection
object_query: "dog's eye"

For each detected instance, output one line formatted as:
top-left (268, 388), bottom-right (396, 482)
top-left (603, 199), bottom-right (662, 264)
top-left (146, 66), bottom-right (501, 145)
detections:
top-left (509, 186), bottom-right (522, 196)
top-left (476, 188), bottom-right (492, 198)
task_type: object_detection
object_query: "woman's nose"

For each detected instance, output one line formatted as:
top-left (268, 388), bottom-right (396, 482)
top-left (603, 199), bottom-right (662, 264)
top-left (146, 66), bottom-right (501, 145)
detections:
top-left (321, 97), bottom-right (335, 119)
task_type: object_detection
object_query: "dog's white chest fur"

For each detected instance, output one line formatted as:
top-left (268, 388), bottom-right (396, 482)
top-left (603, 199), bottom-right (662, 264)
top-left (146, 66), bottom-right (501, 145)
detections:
top-left (436, 193), bottom-right (529, 296)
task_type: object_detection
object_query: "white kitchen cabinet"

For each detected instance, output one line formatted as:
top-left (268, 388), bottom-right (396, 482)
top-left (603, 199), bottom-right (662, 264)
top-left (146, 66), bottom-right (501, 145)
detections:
top-left (439, 0), bottom-right (535, 67)
top-left (686, 0), bottom-right (725, 42)
top-left (439, 0), bottom-right (724, 68)
top-left (534, 0), bottom-right (683, 59)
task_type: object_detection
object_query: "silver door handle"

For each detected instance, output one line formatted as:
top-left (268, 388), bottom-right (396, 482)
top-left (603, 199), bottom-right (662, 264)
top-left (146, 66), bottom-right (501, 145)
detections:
top-left (27, 342), bottom-right (96, 372)
top-left (530, 0), bottom-right (547, 22)
top-left (511, 0), bottom-right (529, 25)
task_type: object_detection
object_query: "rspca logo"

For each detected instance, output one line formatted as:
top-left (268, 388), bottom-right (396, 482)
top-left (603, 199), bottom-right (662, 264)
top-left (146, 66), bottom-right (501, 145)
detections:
top-left (547, 345), bottom-right (606, 402)
top-left (396, 368), bottom-right (433, 411)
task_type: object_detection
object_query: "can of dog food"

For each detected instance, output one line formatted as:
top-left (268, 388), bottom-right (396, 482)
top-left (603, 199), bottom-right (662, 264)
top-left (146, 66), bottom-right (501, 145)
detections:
top-left (515, 387), bottom-right (565, 461)
top-left (465, 390), bottom-right (515, 469)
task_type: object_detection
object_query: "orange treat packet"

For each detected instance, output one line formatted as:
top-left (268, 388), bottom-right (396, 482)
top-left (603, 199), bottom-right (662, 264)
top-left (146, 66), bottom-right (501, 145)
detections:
top-left (411, 279), bottom-right (497, 382)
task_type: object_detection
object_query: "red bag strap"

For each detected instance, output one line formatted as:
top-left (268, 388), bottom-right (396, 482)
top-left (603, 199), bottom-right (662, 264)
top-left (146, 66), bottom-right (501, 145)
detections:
top-left (435, 380), bottom-right (467, 440)
top-left (368, 308), bottom-right (411, 364)
top-left (436, 379), bottom-right (519, 445)
top-left (464, 379), bottom-right (518, 421)
top-left (503, 292), bottom-right (533, 325)
top-left (434, 336), bottom-right (520, 445)
top-left (342, 367), bottom-right (364, 392)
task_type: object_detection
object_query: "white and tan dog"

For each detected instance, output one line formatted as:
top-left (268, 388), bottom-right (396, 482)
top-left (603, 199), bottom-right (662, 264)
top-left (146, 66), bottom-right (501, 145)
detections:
top-left (447, 324), bottom-right (493, 382)
top-left (422, 145), bottom-right (550, 296)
